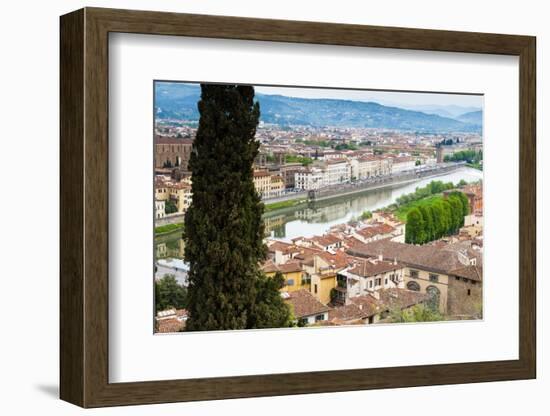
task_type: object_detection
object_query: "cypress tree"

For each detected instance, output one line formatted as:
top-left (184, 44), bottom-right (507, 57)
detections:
top-left (249, 271), bottom-right (294, 329)
top-left (184, 84), bottom-right (289, 331)
top-left (405, 208), bottom-right (424, 244)
top-left (443, 199), bottom-right (455, 234)
top-left (418, 205), bottom-right (435, 242)
top-left (431, 201), bottom-right (445, 239)
top-left (448, 195), bottom-right (463, 233)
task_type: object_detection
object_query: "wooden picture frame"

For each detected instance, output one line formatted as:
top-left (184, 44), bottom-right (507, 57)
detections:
top-left (60, 7), bottom-right (536, 408)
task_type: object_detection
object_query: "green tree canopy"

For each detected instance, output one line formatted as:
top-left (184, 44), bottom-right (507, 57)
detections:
top-left (249, 272), bottom-right (293, 329)
top-left (405, 208), bottom-right (425, 244)
top-left (155, 274), bottom-right (187, 312)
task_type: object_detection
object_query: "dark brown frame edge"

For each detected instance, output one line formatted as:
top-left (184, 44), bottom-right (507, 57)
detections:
top-left (60, 7), bottom-right (536, 408)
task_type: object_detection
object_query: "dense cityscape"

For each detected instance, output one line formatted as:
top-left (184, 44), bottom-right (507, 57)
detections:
top-left (153, 83), bottom-right (483, 333)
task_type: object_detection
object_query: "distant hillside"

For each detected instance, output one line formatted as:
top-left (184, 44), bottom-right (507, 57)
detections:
top-left (155, 83), bottom-right (481, 133)
top-left (398, 104), bottom-right (481, 119)
top-left (456, 110), bottom-right (483, 126)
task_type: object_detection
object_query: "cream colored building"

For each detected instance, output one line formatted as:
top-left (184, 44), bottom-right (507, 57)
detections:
top-left (269, 175), bottom-right (285, 198)
top-left (350, 156), bottom-right (379, 180)
top-left (295, 167), bottom-right (325, 190)
top-left (155, 178), bottom-right (193, 215)
top-left (323, 159), bottom-right (351, 186)
top-left (155, 199), bottom-right (165, 219)
top-left (336, 258), bottom-right (405, 304)
top-left (170, 183), bottom-right (193, 213)
top-left (253, 170), bottom-right (271, 198)
top-left (391, 156), bottom-right (416, 174)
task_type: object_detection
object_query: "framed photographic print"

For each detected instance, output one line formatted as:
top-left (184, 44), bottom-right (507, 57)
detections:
top-left (60, 7), bottom-right (536, 408)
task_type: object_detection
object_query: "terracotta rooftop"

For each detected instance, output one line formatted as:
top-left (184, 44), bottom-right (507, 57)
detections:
top-left (355, 223), bottom-right (395, 239)
top-left (328, 303), bottom-right (370, 323)
top-left (449, 265), bottom-right (483, 282)
top-left (377, 288), bottom-right (430, 311)
top-left (262, 260), bottom-right (303, 274)
top-left (253, 170), bottom-right (270, 178)
top-left (316, 251), bottom-right (351, 270)
top-left (309, 234), bottom-right (342, 247)
top-left (155, 136), bottom-right (193, 145)
top-left (284, 289), bottom-right (330, 318)
top-left (347, 239), bottom-right (480, 274)
top-left (348, 259), bottom-right (403, 277)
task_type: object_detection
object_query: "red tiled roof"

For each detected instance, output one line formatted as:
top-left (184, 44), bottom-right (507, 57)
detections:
top-left (284, 289), bottom-right (330, 318)
top-left (262, 260), bottom-right (302, 274)
top-left (449, 265), bottom-right (483, 282)
top-left (356, 223), bottom-right (395, 239)
top-left (155, 136), bottom-right (193, 145)
top-left (348, 259), bottom-right (403, 277)
top-left (347, 239), bottom-right (480, 275)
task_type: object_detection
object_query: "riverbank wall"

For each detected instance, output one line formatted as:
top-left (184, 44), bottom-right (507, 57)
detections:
top-left (156, 212), bottom-right (185, 226)
top-left (261, 163), bottom-right (465, 208)
top-left (310, 164), bottom-right (465, 204)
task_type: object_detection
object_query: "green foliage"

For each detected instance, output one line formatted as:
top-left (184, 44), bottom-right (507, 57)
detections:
top-left (334, 143), bottom-right (358, 151)
top-left (155, 222), bottom-right (184, 235)
top-left (302, 139), bottom-right (331, 147)
top-left (395, 180), bottom-right (455, 208)
top-left (405, 208), bottom-right (425, 244)
top-left (404, 191), bottom-right (469, 244)
top-left (155, 274), bottom-right (187, 312)
top-left (444, 149), bottom-right (483, 164)
top-left (264, 199), bottom-right (306, 212)
top-left (415, 159), bottom-right (422, 166)
top-left (184, 84), bottom-right (289, 331)
top-left (284, 154), bottom-right (313, 166)
top-left (389, 304), bottom-right (444, 323)
top-left (360, 210), bottom-right (373, 220)
top-left (164, 199), bottom-right (178, 214)
top-left (418, 205), bottom-right (435, 242)
top-left (249, 272), bottom-right (293, 329)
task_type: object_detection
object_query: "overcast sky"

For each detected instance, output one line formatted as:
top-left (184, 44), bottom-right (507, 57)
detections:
top-left (255, 85), bottom-right (483, 109)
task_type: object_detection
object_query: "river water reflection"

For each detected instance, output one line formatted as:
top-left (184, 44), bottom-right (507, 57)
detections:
top-left (155, 167), bottom-right (482, 258)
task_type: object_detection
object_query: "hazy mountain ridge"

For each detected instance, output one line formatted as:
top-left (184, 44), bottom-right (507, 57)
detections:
top-left (155, 83), bottom-right (482, 133)
top-left (455, 110), bottom-right (483, 126)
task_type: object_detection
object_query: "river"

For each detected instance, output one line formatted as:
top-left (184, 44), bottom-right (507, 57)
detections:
top-left (155, 167), bottom-right (482, 258)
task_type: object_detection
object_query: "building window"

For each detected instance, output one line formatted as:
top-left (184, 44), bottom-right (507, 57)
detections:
top-left (467, 289), bottom-right (471, 296)
top-left (429, 274), bottom-right (439, 283)
top-left (315, 314), bottom-right (325, 322)
top-left (286, 279), bottom-right (294, 286)
top-left (407, 281), bottom-right (420, 291)
top-left (455, 276), bottom-right (460, 281)
top-left (314, 284), bottom-right (318, 294)
top-left (369, 280), bottom-right (373, 288)
top-left (384, 278), bottom-right (388, 285)
top-left (426, 285), bottom-right (441, 310)
top-left (410, 269), bottom-right (419, 278)
top-left (375, 278), bottom-right (382, 286)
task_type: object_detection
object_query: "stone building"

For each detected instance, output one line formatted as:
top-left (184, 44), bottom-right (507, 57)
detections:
top-left (279, 163), bottom-right (303, 189)
top-left (347, 239), bottom-right (482, 316)
top-left (154, 136), bottom-right (193, 170)
top-left (447, 264), bottom-right (483, 318)
top-left (253, 170), bottom-right (271, 198)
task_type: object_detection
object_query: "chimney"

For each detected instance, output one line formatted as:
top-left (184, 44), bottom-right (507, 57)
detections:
top-left (358, 304), bottom-right (363, 310)
top-left (378, 253), bottom-right (383, 261)
top-left (393, 257), bottom-right (397, 265)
